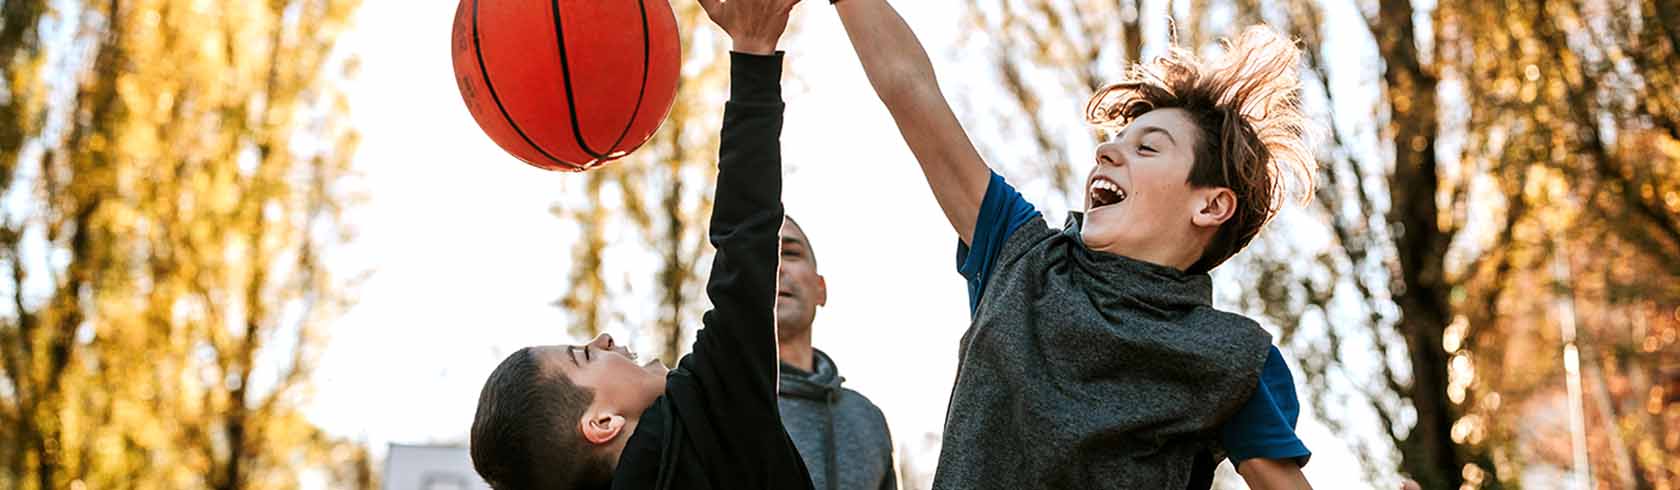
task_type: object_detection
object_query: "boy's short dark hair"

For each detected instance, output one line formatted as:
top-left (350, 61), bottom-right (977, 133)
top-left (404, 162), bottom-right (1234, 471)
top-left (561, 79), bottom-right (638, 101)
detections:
top-left (1085, 26), bottom-right (1317, 274)
top-left (471, 347), bottom-right (611, 489)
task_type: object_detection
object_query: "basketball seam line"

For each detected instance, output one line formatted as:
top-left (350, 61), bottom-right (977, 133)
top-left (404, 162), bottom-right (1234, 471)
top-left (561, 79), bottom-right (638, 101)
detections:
top-left (551, 0), bottom-right (654, 167)
top-left (471, 0), bottom-right (572, 169)
top-left (611, 0), bottom-right (655, 161)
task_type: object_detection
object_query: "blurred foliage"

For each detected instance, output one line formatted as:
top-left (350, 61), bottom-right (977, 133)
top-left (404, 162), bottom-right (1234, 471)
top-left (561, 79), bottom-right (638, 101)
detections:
top-left (0, 1), bottom-right (372, 489)
top-left (956, 0), bottom-right (1679, 488)
top-left (552, 3), bottom-right (743, 365)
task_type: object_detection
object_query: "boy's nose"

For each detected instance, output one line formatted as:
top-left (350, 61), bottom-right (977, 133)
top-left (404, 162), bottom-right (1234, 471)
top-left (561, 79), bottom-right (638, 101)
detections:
top-left (1095, 142), bottom-right (1125, 168)
top-left (591, 333), bottom-right (615, 349)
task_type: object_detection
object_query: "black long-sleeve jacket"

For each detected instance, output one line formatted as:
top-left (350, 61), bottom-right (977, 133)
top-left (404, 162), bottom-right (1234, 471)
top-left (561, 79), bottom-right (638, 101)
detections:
top-left (610, 52), bottom-right (814, 490)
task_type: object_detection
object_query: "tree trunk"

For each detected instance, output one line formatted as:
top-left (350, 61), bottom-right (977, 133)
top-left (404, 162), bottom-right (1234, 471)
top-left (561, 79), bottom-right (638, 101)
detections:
top-left (1369, 0), bottom-right (1463, 487)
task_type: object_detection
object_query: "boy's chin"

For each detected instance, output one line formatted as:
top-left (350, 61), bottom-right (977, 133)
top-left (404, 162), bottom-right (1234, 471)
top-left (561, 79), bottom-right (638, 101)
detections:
top-left (1079, 223), bottom-right (1120, 249)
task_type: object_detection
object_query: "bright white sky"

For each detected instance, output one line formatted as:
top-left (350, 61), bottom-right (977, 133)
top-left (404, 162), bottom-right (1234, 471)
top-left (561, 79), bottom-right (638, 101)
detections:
top-left (308, 0), bottom-right (1382, 487)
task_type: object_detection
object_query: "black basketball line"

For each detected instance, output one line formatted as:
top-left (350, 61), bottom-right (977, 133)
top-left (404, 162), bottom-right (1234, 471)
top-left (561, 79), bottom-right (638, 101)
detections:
top-left (550, 0), bottom-right (654, 167)
top-left (600, 0), bottom-right (655, 161)
top-left (471, 0), bottom-right (570, 168)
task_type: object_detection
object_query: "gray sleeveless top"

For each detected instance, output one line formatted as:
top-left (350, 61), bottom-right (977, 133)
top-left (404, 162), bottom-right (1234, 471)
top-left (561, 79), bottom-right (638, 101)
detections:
top-left (931, 214), bottom-right (1273, 489)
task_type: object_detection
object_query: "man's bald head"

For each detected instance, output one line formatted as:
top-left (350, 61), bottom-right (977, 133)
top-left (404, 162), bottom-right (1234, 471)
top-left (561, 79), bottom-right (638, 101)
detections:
top-left (781, 215), bottom-right (816, 270)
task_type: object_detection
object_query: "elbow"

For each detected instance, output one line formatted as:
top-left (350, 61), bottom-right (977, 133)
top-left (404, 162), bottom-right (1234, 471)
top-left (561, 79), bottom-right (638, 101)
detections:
top-left (869, 64), bottom-right (941, 107)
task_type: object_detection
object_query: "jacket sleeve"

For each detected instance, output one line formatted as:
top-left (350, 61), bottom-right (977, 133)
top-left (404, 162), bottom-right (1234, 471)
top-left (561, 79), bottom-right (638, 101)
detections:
top-left (678, 49), bottom-right (789, 465)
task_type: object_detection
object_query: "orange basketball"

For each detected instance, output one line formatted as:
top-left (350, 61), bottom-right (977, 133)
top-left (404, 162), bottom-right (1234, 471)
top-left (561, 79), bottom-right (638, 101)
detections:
top-left (451, 0), bottom-right (681, 171)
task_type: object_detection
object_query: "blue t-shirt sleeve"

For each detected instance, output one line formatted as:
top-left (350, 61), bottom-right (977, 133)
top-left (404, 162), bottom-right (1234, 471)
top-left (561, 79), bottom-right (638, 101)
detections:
top-left (1222, 346), bottom-right (1312, 468)
top-left (955, 172), bottom-right (1041, 315)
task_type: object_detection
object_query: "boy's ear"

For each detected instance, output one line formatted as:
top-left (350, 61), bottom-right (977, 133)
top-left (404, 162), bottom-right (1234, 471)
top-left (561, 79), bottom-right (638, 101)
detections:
top-left (1191, 187), bottom-right (1237, 229)
top-left (580, 411), bottom-right (627, 446)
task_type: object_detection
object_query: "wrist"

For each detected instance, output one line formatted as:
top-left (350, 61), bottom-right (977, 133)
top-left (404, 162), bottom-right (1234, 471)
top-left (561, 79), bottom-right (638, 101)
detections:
top-left (731, 38), bottom-right (778, 56)
top-left (729, 51), bottom-right (784, 103)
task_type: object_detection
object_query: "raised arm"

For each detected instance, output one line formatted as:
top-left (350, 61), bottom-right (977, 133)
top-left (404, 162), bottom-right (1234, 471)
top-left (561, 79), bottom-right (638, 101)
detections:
top-left (683, 50), bottom-right (787, 414)
top-left (835, 0), bottom-right (991, 244)
top-left (682, 0), bottom-right (798, 421)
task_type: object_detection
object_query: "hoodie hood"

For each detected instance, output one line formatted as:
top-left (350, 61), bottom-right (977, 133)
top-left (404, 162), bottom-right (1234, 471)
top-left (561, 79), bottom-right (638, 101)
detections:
top-left (779, 348), bottom-right (843, 399)
top-left (775, 348), bottom-right (898, 490)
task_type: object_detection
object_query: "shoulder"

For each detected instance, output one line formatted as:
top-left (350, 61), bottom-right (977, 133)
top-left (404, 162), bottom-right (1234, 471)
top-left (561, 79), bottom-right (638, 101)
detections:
top-left (1192, 308), bottom-right (1274, 364)
top-left (838, 388), bottom-right (894, 434)
top-left (994, 215), bottom-right (1058, 265)
top-left (839, 388), bottom-right (890, 422)
top-left (1198, 306), bottom-right (1264, 329)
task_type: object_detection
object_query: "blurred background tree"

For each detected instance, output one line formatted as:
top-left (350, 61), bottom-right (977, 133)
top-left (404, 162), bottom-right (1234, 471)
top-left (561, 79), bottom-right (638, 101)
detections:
top-left (951, 0), bottom-right (1679, 488)
top-left (0, 1), bottom-right (372, 489)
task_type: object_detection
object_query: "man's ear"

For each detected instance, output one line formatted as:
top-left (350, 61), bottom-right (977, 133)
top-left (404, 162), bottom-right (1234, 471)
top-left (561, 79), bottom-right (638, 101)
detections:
top-left (815, 275), bottom-right (828, 308)
top-left (1191, 187), bottom-right (1237, 229)
top-left (580, 411), bottom-right (626, 446)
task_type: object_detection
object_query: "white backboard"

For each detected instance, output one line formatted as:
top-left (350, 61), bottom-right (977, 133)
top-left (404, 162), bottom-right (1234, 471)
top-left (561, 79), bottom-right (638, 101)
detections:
top-left (382, 444), bottom-right (491, 490)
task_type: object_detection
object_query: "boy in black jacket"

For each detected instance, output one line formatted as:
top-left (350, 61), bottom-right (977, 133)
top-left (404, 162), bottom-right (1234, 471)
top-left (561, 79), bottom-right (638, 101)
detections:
top-left (468, 0), bottom-right (811, 488)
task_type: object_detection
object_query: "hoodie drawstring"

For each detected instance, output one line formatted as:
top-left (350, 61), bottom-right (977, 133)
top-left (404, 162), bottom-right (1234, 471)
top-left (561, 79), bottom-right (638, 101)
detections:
top-left (782, 351), bottom-right (847, 490)
top-left (825, 389), bottom-right (839, 490)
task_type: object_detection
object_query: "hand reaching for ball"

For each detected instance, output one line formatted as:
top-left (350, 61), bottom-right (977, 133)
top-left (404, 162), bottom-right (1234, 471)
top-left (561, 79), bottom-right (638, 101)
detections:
top-left (697, 0), bottom-right (802, 55)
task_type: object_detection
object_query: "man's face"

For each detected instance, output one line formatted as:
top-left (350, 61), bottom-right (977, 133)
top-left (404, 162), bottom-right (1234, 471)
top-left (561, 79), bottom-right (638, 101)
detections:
top-left (776, 218), bottom-right (826, 341)
top-left (539, 333), bottom-right (667, 415)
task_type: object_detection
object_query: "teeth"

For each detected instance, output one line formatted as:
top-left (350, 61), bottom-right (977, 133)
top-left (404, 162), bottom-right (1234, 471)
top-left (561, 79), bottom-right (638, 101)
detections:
top-left (1089, 179), bottom-right (1126, 203)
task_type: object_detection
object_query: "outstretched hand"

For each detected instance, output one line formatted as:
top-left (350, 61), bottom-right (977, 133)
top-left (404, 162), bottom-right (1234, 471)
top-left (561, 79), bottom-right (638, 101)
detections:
top-left (697, 0), bottom-right (801, 55)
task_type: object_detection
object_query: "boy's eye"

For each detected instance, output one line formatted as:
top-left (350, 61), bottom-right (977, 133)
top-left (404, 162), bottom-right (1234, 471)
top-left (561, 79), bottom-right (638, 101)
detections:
top-left (1138, 144), bottom-right (1156, 153)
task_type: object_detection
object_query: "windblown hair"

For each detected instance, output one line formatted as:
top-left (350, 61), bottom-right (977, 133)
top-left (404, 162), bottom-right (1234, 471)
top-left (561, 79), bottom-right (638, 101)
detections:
top-left (1084, 25), bottom-right (1316, 273)
top-left (470, 347), bottom-right (610, 490)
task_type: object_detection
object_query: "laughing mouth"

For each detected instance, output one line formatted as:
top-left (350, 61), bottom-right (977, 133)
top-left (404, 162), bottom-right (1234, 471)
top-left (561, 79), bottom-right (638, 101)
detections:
top-left (1088, 177), bottom-right (1128, 209)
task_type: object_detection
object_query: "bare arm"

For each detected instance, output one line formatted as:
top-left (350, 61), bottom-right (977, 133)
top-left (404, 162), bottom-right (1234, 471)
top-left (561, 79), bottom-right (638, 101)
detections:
top-left (1237, 458), bottom-right (1313, 490)
top-left (834, 0), bottom-right (990, 243)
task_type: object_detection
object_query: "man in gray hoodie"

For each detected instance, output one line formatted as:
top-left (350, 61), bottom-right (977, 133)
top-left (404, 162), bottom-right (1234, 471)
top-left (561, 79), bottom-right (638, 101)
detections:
top-left (775, 215), bottom-right (898, 490)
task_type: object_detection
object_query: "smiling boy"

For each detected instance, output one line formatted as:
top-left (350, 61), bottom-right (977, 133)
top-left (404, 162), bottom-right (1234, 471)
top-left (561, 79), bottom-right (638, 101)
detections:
top-left (833, 1), bottom-right (1317, 488)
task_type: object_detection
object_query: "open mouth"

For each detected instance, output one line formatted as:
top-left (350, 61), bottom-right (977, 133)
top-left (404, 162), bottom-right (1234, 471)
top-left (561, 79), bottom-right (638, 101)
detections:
top-left (1088, 177), bottom-right (1127, 209)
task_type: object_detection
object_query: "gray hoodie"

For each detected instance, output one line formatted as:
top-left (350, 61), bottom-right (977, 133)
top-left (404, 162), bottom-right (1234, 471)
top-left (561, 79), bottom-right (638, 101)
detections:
top-left (778, 349), bottom-right (898, 490)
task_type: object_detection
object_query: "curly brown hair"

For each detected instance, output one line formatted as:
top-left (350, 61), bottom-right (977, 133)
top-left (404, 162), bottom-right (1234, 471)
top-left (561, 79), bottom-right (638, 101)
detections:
top-left (1084, 25), bottom-right (1316, 274)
